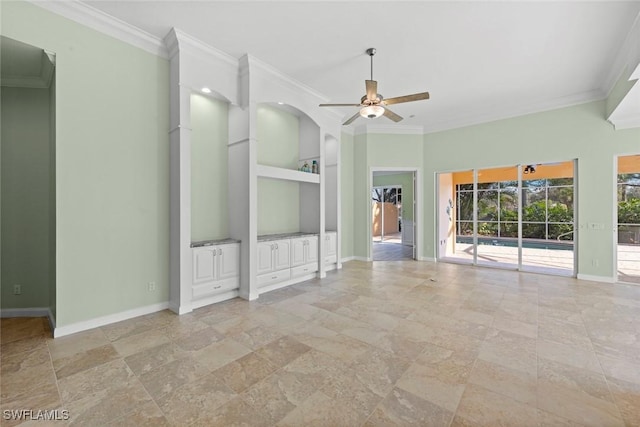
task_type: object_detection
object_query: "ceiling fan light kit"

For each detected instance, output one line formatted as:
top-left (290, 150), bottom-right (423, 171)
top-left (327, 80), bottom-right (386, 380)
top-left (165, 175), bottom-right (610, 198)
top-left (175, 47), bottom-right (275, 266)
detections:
top-left (319, 47), bottom-right (430, 125)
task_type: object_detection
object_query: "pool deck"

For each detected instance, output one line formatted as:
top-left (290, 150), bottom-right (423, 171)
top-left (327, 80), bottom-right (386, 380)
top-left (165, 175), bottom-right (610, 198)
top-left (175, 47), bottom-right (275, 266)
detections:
top-left (444, 242), bottom-right (640, 284)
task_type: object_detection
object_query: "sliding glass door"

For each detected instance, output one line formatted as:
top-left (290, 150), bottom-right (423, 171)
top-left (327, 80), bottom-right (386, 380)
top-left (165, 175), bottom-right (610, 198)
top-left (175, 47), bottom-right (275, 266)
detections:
top-left (617, 155), bottom-right (640, 284)
top-left (438, 161), bottom-right (575, 276)
top-left (476, 167), bottom-right (519, 269)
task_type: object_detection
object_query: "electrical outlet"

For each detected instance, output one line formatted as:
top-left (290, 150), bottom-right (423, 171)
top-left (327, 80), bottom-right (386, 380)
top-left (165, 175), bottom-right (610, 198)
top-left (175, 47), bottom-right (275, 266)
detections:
top-left (147, 282), bottom-right (156, 291)
top-left (13, 284), bottom-right (21, 295)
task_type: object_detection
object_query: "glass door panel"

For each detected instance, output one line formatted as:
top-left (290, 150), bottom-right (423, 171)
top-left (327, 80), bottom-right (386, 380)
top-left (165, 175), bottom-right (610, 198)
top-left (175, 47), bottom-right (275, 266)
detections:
top-left (617, 155), bottom-right (640, 284)
top-left (476, 167), bottom-right (518, 268)
top-left (437, 171), bottom-right (473, 263)
top-left (521, 162), bottom-right (574, 275)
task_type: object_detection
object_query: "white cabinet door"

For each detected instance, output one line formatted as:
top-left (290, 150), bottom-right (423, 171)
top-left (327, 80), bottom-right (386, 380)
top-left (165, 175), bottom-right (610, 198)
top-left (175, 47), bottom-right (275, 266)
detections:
top-left (306, 236), bottom-right (319, 263)
top-left (193, 247), bottom-right (216, 284)
top-left (218, 243), bottom-right (239, 280)
top-left (257, 241), bottom-right (274, 275)
top-left (290, 238), bottom-right (306, 267)
top-left (324, 232), bottom-right (338, 262)
top-left (273, 239), bottom-right (291, 270)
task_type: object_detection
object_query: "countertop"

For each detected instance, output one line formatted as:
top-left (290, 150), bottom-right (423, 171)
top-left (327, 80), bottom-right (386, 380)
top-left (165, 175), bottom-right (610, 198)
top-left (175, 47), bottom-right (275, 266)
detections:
top-left (191, 238), bottom-right (241, 248)
top-left (258, 232), bottom-right (318, 242)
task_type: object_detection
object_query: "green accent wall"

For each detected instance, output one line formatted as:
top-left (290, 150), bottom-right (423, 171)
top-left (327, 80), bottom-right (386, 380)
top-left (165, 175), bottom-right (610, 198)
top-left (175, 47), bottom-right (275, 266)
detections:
top-left (1, 86), bottom-right (52, 310)
top-left (1, 1), bottom-right (170, 326)
top-left (191, 93), bottom-right (229, 241)
top-left (373, 173), bottom-right (414, 221)
top-left (256, 105), bottom-right (300, 235)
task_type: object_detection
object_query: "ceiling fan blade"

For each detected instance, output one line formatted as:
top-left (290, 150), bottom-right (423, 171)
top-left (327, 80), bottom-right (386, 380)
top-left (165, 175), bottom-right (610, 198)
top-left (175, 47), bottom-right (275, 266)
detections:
top-left (319, 103), bottom-right (361, 107)
top-left (383, 92), bottom-right (430, 106)
top-left (365, 80), bottom-right (378, 102)
top-left (383, 108), bottom-right (403, 122)
top-left (343, 111), bottom-right (361, 126)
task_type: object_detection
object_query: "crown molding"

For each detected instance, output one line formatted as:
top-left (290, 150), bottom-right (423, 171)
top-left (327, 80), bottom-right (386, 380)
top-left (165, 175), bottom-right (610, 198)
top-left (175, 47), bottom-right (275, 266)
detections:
top-left (167, 28), bottom-right (238, 68)
top-left (246, 54), bottom-right (330, 103)
top-left (603, 10), bottom-right (640, 96)
top-left (423, 89), bottom-right (605, 134)
top-left (28, 0), bottom-right (168, 58)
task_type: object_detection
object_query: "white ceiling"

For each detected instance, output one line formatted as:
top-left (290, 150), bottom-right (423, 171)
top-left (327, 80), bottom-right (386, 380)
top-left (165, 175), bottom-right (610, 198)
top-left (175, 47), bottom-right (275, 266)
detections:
top-left (78, 0), bottom-right (640, 130)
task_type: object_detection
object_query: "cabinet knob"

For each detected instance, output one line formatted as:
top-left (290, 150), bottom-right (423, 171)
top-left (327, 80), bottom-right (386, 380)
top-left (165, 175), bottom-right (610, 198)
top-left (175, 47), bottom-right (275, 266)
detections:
top-left (218, 248), bottom-right (222, 255)
top-left (275, 243), bottom-right (279, 249)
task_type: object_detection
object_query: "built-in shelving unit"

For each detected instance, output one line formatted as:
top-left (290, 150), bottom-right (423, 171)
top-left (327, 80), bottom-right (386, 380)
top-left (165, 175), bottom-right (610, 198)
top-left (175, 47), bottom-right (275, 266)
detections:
top-left (166, 29), bottom-right (342, 313)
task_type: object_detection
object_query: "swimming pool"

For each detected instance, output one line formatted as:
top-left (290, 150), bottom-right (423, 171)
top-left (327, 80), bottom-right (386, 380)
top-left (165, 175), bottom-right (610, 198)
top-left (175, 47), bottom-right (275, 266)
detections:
top-left (456, 236), bottom-right (574, 251)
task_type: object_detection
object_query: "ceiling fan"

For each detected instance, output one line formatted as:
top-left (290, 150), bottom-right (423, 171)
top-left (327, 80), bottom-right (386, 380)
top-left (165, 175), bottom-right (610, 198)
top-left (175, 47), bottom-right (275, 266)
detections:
top-left (319, 48), bottom-right (430, 125)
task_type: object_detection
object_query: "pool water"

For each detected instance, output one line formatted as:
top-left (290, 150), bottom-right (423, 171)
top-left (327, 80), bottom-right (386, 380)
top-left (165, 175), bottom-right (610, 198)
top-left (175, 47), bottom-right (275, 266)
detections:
top-left (456, 236), bottom-right (573, 251)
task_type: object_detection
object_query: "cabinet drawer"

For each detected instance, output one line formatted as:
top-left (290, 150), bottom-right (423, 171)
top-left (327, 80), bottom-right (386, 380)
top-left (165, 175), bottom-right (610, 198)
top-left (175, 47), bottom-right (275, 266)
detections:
top-left (257, 269), bottom-right (291, 288)
top-left (291, 262), bottom-right (318, 278)
top-left (192, 277), bottom-right (239, 299)
top-left (325, 254), bottom-right (337, 264)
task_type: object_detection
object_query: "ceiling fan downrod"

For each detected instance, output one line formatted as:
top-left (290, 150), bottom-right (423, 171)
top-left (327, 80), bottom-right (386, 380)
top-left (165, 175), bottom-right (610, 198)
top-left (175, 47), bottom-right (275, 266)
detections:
top-left (366, 48), bottom-right (376, 80)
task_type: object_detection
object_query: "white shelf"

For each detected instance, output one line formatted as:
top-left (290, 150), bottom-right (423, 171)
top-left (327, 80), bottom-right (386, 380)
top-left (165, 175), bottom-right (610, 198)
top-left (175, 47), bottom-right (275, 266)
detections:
top-left (256, 164), bottom-right (320, 184)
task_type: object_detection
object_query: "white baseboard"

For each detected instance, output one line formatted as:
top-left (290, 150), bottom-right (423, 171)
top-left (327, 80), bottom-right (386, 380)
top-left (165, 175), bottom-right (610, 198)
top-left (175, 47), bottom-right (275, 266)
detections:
top-left (53, 302), bottom-right (169, 338)
top-left (577, 274), bottom-right (615, 283)
top-left (418, 257), bottom-right (437, 262)
top-left (341, 256), bottom-right (355, 263)
top-left (354, 256), bottom-right (372, 262)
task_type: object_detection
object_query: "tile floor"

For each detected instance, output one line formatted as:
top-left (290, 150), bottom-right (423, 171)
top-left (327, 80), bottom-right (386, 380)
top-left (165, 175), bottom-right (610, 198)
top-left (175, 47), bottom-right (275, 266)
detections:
top-left (2, 261), bottom-right (640, 426)
top-left (372, 242), bottom-right (414, 261)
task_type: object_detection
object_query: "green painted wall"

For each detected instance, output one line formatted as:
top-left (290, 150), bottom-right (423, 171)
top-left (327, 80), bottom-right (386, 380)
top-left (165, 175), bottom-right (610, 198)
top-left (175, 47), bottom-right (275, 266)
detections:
top-left (1, 86), bottom-right (52, 310)
top-left (351, 132), bottom-right (423, 259)
top-left (423, 100), bottom-right (640, 278)
top-left (191, 94), bottom-right (229, 241)
top-left (256, 105), bottom-right (300, 235)
top-left (1, 1), bottom-right (170, 326)
top-left (340, 132), bottom-right (354, 258)
top-left (373, 173), bottom-right (414, 221)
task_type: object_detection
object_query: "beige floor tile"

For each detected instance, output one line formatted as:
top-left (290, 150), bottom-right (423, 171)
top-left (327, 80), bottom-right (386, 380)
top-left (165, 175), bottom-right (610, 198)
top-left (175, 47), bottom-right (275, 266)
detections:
top-left (105, 401), bottom-right (170, 426)
top-left (123, 342), bottom-right (188, 376)
top-left (321, 369), bottom-right (383, 420)
top-left (537, 339), bottom-right (602, 372)
top-left (363, 387), bottom-right (453, 427)
top-left (0, 318), bottom-right (48, 345)
top-left (192, 337), bottom-right (252, 372)
top-left (607, 376), bottom-right (640, 427)
top-left (173, 325), bottom-right (225, 351)
top-left (478, 329), bottom-right (537, 375)
top-left (537, 381), bottom-right (624, 427)
top-left (452, 383), bottom-right (538, 427)
top-left (230, 325), bottom-right (284, 350)
top-left (597, 353), bottom-right (640, 385)
top-left (468, 358), bottom-right (537, 406)
top-left (190, 396), bottom-right (273, 427)
top-left (53, 344), bottom-right (120, 380)
top-left (538, 357), bottom-right (613, 402)
top-left (254, 336), bottom-right (311, 368)
top-left (276, 390), bottom-right (363, 427)
top-left (301, 333), bottom-right (371, 364)
top-left (111, 329), bottom-right (171, 358)
top-left (214, 352), bottom-right (278, 393)
top-left (138, 356), bottom-right (210, 406)
top-left (240, 370), bottom-right (313, 423)
top-left (159, 372), bottom-right (237, 426)
top-left (47, 329), bottom-right (109, 361)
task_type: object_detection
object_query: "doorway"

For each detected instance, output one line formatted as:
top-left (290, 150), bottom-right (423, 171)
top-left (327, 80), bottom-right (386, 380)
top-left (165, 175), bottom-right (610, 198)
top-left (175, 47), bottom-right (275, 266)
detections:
top-left (437, 161), bottom-right (576, 276)
top-left (370, 170), bottom-right (417, 261)
top-left (616, 154), bottom-right (640, 284)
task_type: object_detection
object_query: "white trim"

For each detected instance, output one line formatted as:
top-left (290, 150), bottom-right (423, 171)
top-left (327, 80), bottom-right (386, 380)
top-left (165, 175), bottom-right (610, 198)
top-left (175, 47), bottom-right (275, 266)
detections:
top-left (0, 307), bottom-right (49, 318)
top-left (609, 114), bottom-right (640, 130)
top-left (341, 256), bottom-right (356, 263)
top-left (577, 274), bottom-right (616, 284)
top-left (246, 55), bottom-right (330, 103)
top-left (418, 256), bottom-right (437, 262)
top-left (53, 302), bottom-right (169, 338)
top-left (29, 0), bottom-right (168, 58)
top-left (354, 256), bottom-right (372, 262)
top-left (603, 11), bottom-right (640, 96)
